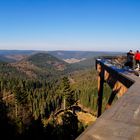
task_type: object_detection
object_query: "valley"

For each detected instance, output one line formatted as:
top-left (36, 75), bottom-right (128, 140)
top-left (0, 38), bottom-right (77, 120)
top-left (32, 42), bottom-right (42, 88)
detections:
top-left (0, 50), bottom-right (122, 139)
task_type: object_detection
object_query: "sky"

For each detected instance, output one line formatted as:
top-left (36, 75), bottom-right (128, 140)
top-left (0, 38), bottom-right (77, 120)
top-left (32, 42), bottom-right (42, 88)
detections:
top-left (0, 0), bottom-right (140, 51)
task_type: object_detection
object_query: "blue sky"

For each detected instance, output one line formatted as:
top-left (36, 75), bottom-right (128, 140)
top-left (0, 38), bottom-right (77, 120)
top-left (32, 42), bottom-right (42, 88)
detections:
top-left (0, 0), bottom-right (140, 51)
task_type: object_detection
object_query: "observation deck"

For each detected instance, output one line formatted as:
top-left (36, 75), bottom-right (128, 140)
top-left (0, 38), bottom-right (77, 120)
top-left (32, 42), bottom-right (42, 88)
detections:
top-left (77, 58), bottom-right (140, 140)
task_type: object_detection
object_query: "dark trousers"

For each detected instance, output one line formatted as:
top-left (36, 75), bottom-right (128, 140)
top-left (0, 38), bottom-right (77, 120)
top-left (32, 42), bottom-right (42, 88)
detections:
top-left (135, 60), bottom-right (140, 68)
top-left (124, 61), bottom-right (133, 69)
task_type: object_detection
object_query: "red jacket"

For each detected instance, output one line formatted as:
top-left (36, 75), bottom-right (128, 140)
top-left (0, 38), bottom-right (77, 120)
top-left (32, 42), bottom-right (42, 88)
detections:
top-left (135, 52), bottom-right (140, 60)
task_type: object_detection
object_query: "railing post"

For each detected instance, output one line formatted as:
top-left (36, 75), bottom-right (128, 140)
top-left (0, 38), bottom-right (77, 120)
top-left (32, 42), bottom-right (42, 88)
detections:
top-left (97, 64), bottom-right (104, 117)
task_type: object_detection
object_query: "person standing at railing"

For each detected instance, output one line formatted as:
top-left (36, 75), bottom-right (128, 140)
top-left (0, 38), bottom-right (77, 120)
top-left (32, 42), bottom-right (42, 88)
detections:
top-left (125, 50), bottom-right (135, 69)
top-left (134, 50), bottom-right (140, 70)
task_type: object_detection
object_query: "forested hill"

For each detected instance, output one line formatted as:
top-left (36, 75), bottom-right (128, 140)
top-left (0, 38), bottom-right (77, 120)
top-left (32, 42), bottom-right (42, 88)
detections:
top-left (9, 53), bottom-right (68, 80)
top-left (27, 53), bottom-right (68, 70)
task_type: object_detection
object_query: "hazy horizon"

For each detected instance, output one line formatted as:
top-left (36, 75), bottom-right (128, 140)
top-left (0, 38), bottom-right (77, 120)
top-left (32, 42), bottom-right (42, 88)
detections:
top-left (0, 0), bottom-right (140, 52)
top-left (0, 49), bottom-right (125, 53)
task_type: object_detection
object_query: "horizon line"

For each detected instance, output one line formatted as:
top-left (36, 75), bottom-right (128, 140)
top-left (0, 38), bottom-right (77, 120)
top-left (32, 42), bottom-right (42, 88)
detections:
top-left (0, 49), bottom-right (125, 53)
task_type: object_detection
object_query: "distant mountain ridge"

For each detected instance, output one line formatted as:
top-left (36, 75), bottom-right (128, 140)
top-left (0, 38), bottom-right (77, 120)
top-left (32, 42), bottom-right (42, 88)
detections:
top-left (0, 55), bottom-right (15, 63)
top-left (48, 50), bottom-right (124, 59)
top-left (0, 50), bottom-right (124, 79)
top-left (0, 50), bottom-right (124, 63)
top-left (0, 50), bottom-right (36, 55)
top-left (0, 50), bottom-right (37, 62)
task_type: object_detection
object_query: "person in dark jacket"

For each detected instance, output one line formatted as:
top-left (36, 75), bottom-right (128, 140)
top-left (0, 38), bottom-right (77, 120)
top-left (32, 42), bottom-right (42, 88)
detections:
top-left (125, 50), bottom-right (134, 69)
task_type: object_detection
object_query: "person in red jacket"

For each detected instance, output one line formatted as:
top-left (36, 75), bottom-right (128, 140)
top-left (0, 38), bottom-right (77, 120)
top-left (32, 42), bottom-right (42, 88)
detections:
top-left (134, 50), bottom-right (140, 70)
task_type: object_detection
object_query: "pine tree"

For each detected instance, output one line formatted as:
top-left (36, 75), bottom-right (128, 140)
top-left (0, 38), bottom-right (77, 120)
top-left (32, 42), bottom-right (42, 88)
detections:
top-left (62, 77), bottom-right (75, 109)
